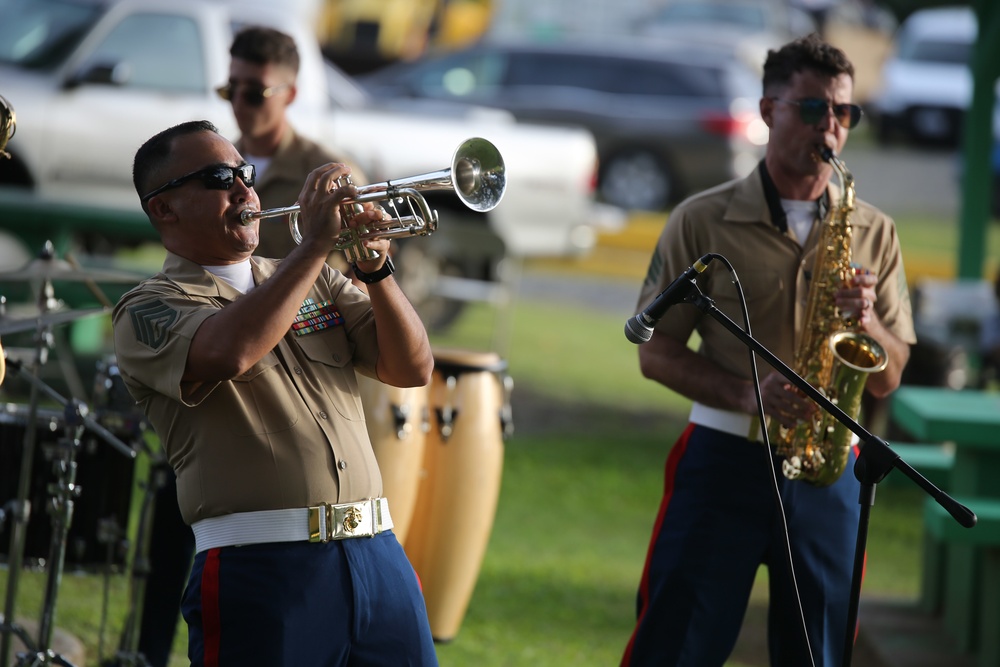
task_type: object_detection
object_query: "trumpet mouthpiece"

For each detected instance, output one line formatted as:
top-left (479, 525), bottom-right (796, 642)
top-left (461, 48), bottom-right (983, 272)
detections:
top-left (240, 209), bottom-right (258, 225)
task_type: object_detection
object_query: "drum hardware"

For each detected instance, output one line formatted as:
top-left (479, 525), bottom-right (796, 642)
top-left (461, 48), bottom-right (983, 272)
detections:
top-left (97, 462), bottom-right (167, 667)
top-left (1, 357), bottom-right (135, 667)
top-left (1, 400), bottom-right (87, 667)
top-left (500, 374), bottom-right (515, 439)
top-left (390, 402), bottom-right (429, 440)
top-left (0, 308), bottom-right (109, 338)
top-left (0, 245), bottom-right (145, 287)
top-left (435, 375), bottom-right (459, 441)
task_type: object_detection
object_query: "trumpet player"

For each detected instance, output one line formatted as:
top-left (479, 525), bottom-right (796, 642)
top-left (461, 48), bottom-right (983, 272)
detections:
top-left (112, 120), bottom-right (437, 667)
top-left (622, 34), bottom-right (915, 667)
top-left (124, 27), bottom-right (372, 667)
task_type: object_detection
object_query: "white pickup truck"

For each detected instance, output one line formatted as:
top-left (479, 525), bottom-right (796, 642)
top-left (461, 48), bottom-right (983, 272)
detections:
top-left (0, 0), bottom-right (618, 326)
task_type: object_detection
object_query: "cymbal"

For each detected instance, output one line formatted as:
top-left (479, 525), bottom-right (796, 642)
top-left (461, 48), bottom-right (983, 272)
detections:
top-left (0, 258), bottom-right (145, 284)
top-left (0, 307), bottom-right (109, 336)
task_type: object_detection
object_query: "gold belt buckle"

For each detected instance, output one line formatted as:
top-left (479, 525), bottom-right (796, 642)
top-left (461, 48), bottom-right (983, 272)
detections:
top-left (309, 500), bottom-right (382, 542)
top-left (342, 505), bottom-right (363, 533)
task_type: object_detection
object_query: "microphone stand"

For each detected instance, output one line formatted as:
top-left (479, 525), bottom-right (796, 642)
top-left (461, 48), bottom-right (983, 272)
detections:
top-left (675, 286), bottom-right (977, 667)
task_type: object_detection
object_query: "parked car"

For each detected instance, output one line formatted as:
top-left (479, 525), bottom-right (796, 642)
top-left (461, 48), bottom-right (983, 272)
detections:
top-left (0, 0), bottom-right (618, 328)
top-left (867, 5), bottom-right (997, 148)
top-left (357, 39), bottom-right (769, 211)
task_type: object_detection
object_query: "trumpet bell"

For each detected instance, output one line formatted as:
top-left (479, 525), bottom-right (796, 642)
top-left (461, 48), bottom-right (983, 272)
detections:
top-left (452, 137), bottom-right (505, 212)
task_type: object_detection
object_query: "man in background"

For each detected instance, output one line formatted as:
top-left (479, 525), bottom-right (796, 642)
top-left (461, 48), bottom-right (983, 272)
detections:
top-left (222, 25), bottom-right (366, 262)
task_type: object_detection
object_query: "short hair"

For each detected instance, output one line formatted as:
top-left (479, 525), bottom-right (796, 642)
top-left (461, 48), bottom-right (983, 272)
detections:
top-left (229, 26), bottom-right (300, 74)
top-left (133, 119), bottom-right (219, 212)
top-left (762, 33), bottom-right (854, 95)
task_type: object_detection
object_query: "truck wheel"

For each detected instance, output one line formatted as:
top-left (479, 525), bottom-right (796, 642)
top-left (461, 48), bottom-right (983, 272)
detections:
top-left (599, 150), bottom-right (672, 211)
top-left (393, 241), bottom-right (468, 332)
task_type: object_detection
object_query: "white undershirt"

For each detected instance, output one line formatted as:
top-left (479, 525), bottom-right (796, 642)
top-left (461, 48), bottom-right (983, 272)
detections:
top-left (204, 259), bottom-right (255, 294)
top-left (781, 199), bottom-right (818, 246)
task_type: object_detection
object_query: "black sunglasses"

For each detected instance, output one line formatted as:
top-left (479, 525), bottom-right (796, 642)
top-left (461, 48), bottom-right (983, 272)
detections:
top-left (141, 163), bottom-right (256, 203)
top-left (215, 82), bottom-right (290, 106)
top-left (771, 97), bottom-right (863, 130)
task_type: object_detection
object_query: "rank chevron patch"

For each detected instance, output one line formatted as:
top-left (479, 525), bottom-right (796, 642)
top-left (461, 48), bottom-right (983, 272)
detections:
top-left (128, 299), bottom-right (179, 350)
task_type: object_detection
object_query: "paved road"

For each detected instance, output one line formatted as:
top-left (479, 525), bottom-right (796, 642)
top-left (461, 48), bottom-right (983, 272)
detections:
top-left (842, 143), bottom-right (959, 217)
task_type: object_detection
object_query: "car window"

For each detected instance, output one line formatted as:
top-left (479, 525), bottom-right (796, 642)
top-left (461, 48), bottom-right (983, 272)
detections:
top-left (407, 52), bottom-right (507, 98)
top-left (0, 0), bottom-right (104, 70)
top-left (897, 37), bottom-right (970, 65)
top-left (87, 13), bottom-right (206, 92)
top-left (613, 60), bottom-right (724, 97)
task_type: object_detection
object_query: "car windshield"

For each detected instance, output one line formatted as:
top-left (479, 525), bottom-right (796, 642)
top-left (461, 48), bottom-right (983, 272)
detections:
top-left (897, 37), bottom-right (971, 65)
top-left (0, 0), bottom-right (106, 70)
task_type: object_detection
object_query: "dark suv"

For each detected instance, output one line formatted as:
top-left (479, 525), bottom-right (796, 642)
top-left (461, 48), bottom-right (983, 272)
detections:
top-left (359, 39), bottom-right (767, 210)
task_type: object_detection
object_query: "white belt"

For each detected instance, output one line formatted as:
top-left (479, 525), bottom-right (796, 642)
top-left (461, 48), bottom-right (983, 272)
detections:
top-left (192, 498), bottom-right (393, 553)
top-left (688, 402), bottom-right (860, 447)
top-left (689, 402), bottom-right (762, 442)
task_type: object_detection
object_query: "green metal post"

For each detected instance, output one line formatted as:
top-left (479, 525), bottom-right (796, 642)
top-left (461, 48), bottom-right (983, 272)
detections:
top-left (957, 0), bottom-right (1000, 279)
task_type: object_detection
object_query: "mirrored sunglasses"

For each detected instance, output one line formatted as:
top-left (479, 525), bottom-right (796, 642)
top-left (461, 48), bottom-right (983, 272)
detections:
top-left (772, 97), bottom-right (863, 130)
top-left (215, 82), bottom-right (290, 106)
top-left (141, 163), bottom-right (256, 203)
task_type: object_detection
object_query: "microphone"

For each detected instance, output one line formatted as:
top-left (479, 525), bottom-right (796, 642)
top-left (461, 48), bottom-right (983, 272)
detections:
top-left (624, 255), bottom-right (714, 344)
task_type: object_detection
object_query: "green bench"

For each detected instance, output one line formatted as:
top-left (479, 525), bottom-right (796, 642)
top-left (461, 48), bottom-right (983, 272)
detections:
top-left (924, 497), bottom-right (1000, 667)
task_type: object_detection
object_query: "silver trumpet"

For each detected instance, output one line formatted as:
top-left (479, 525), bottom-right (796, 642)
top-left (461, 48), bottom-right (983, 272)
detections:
top-left (240, 137), bottom-right (506, 263)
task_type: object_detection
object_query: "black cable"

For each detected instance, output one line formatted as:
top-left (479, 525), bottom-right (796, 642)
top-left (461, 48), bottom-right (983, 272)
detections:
top-left (704, 252), bottom-right (817, 667)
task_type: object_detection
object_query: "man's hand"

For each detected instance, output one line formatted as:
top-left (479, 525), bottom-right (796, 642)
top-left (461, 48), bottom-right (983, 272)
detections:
top-left (758, 372), bottom-right (818, 429)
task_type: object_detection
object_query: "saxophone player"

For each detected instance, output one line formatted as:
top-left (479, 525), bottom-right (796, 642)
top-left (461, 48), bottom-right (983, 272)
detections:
top-left (622, 34), bottom-right (915, 667)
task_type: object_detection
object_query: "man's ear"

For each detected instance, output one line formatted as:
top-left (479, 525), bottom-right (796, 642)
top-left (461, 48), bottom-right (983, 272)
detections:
top-left (147, 195), bottom-right (178, 225)
top-left (760, 96), bottom-right (774, 128)
top-left (286, 82), bottom-right (298, 106)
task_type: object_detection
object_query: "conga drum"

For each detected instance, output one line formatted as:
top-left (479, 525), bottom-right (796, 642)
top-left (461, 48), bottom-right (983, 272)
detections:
top-left (356, 372), bottom-right (430, 545)
top-left (404, 347), bottom-right (513, 642)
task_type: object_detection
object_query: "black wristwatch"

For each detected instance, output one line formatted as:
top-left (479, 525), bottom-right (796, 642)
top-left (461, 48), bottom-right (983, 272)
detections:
top-left (351, 257), bottom-right (395, 284)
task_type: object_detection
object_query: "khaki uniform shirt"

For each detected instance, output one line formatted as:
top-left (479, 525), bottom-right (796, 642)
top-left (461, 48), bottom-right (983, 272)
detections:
top-left (112, 252), bottom-right (382, 524)
top-left (636, 166), bottom-right (917, 381)
top-left (236, 127), bottom-right (365, 267)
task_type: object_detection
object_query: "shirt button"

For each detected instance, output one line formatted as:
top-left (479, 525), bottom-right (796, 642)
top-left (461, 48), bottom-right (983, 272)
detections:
top-left (333, 354), bottom-right (341, 363)
top-left (319, 411), bottom-right (328, 420)
top-left (294, 367), bottom-right (303, 375)
top-left (338, 459), bottom-right (348, 470)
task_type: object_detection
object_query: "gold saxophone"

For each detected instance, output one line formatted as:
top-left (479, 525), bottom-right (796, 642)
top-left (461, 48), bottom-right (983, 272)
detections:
top-left (769, 147), bottom-right (888, 486)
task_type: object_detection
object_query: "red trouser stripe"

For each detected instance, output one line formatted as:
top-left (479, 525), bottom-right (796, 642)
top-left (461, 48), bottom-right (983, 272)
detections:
top-left (620, 422), bottom-right (695, 666)
top-left (202, 548), bottom-right (222, 667)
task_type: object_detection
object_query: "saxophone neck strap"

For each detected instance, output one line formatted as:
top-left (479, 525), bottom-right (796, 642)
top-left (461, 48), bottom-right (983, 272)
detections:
top-left (757, 160), bottom-right (830, 234)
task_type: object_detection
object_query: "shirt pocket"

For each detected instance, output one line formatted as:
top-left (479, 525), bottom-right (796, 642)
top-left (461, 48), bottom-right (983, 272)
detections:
top-left (295, 327), bottom-right (364, 422)
top-left (230, 350), bottom-right (301, 435)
